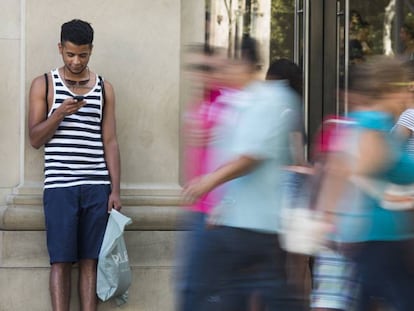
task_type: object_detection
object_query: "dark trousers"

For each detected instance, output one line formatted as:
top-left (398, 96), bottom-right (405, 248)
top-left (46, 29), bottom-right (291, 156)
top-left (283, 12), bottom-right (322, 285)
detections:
top-left (177, 216), bottom-right (306, 311)
top-left (350, 240), bottom-right (414, 311)
top-left (176, 212), bottom-right (223, 311)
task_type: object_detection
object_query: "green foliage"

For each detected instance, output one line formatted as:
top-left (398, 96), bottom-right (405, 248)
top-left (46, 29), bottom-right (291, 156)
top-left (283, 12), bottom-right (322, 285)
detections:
top-left (269, 0), bottom-right (414, 61)
top-left (269, 0), bottom-right (295, 63)
top-left (344, 1), bottom-right (414, 55)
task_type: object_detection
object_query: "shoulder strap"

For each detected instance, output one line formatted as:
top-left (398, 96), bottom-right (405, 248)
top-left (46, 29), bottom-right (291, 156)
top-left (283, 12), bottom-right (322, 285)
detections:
top-left (44, 73), bottom-right (49, 118)
top-left (99, 75), bottom-right (106, 121)
top-left (99, 75), bottom-right (105, 105)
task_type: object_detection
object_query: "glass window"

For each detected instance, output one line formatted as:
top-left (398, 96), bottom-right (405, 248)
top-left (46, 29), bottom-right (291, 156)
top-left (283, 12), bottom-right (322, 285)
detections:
top-left (269, 0), bottom-right (297, 63)
top-left (349, 0), bottom-right (414, 59)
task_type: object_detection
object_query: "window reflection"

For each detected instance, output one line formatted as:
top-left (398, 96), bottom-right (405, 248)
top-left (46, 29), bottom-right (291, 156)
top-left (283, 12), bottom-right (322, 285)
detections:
top-left (335, 1), bottom-right (414, 114)
top-left (348, 1), bottom-right (414, 58)
top-left (203, 0), bottom-right (414, 119)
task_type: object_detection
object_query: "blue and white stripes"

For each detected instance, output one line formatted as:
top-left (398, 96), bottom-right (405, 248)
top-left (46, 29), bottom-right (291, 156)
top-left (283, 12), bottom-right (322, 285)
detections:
top-left (44, 68), bottom-right (110, 188)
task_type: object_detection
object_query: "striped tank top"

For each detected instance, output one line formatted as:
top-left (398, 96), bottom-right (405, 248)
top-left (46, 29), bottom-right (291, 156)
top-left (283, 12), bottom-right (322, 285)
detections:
top-left (44, 68), bottom-right (110, 189)
top-left (396, 108), bottom-right (414, 158)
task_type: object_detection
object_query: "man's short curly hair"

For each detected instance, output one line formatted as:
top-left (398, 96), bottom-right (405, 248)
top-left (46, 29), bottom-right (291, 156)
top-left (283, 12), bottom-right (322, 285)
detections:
top-left (61, 19), bottom-right (94, 46)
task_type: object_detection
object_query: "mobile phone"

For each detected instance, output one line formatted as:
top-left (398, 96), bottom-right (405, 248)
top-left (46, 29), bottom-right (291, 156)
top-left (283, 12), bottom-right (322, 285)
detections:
top-left (73, 95), bottom-right (85, 101)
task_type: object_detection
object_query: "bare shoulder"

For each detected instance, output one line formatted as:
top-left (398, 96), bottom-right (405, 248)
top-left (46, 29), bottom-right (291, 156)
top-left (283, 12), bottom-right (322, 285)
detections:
top-left (91, 70), bottom-right (112, 89)
top-left (100, 78), bottom-right (115, 100)
top-left (29, 74), bottom-right (49, 99)
top-left (101, 78), bottom-right (114, 92)
top-left (30, 74), bottom-right (47, 89)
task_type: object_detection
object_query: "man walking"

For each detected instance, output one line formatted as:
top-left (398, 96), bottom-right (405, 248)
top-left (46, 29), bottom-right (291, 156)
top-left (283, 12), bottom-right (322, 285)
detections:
top-left (28, 19), bottom-right (121, 311)
top-left (182, 36), bottom-right (305, 311)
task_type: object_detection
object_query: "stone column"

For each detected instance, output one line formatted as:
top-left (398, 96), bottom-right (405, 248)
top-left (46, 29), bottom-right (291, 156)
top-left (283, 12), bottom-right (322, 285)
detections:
top-left (0, 0), bottom-right (21, 205)
top-left (0, 0), bottom-right (204, 310)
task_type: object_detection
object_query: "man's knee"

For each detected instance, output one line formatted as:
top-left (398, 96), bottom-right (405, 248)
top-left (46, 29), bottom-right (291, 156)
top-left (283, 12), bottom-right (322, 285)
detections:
top-left (79, 259), bottom-right (98, 276)
top-left (51, 262), bottom-right (72, 274)
top-left (79, 258), bottom-right (97, 267)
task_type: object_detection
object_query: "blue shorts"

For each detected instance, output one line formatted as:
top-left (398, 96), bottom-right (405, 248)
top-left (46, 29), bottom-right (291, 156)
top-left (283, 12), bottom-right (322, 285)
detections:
top-left (43, 184), bottom-right (110, 264)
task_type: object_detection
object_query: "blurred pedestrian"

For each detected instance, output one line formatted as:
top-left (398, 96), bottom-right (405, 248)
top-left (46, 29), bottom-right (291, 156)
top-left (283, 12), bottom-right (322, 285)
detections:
top-left (182, 35), bottom-right (305, 311)
top-left (310, 115), bottom-right (360, 311)
top-left (177, 44), bottom-right (234, 311)
top-left (393, 60), bottom-right (414, 156)
top-left (266, 58), bottom-right (306, 165)
top-left (266, 58), bottom-right (311, 308)
top-left (315, 56), bottom-right (414, 311)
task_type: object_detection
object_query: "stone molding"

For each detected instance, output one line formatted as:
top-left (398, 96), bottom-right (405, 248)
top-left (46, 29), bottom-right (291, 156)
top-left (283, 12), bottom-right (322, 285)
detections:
top-left (1, 184), bottom-right (187, 231)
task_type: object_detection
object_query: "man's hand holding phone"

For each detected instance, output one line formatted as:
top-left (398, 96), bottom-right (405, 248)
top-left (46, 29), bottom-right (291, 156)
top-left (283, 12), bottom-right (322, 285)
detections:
top-left (56, 96), bottom-right (87, 118)
top-left (73, 95), bottom-right (85, 102)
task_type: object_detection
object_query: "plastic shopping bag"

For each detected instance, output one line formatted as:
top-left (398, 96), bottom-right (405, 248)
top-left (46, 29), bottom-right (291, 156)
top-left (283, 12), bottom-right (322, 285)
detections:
top-left (97, 209), bottom-right (132, 306)
top-left (279, 167), bottom-right (328, 255)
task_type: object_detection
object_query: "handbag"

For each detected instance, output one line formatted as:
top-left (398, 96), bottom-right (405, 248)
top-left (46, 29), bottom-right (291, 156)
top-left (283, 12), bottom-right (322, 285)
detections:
top-left (279, 166), bottom-right (329, 255)
top-left (279, 117), bottom-right (352, 255)
top-left (97, 209), bottom-right (133, 306)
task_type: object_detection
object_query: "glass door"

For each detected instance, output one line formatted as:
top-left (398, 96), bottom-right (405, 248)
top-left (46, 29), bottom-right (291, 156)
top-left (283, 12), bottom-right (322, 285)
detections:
top-left (325, 0), bottom-right (414, 118)
top-left (206, 0), bottom-right (310, 147)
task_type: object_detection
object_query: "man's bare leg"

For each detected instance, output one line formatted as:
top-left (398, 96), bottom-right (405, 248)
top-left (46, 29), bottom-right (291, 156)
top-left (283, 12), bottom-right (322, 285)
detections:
top-left (79, 259), bottom-right (98, 311)
top-left (50, 262), bottom-right (72, 311)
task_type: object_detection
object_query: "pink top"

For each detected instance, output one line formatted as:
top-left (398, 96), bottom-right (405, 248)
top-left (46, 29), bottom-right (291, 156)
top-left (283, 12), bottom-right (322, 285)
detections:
top-left (312, 115), bottom-right (352, 159)
top-left (183, 89), bottom-right (225, 213)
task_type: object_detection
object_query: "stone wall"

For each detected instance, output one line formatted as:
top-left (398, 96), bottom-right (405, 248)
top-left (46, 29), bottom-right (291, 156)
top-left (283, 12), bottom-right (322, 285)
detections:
top-left (0, 0), bottom-right (204, 310)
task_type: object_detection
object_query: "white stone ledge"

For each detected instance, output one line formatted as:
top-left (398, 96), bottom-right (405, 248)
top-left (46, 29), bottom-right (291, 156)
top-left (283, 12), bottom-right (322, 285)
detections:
top-left (0, 230), bottom-right (180, 268)
top-left (9, 183), bottom-right (183, 197)
top-left (0, 204), bottom-right (187, 231)
top-left (7, 194), bottom-right (182, 206)
top-left (1, 184), bottom-right (188, 230)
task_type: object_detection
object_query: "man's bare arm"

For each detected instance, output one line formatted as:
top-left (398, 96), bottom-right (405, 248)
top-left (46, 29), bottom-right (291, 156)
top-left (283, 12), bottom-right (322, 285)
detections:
top-left (101, 80), bottom-right (122, 211)
top-left (28, 74), bottom-right (85, 149)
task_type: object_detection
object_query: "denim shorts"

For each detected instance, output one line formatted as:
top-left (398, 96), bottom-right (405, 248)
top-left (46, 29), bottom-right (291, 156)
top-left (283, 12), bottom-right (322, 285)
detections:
top-left (43, 184), bottom-right (110, 264)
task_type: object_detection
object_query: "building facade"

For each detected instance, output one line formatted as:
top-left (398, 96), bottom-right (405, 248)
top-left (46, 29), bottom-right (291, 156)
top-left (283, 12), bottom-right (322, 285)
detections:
top-left (0, 0), bottom-right (411, 310)
top-left (0, 1), bottom-right (203, 310)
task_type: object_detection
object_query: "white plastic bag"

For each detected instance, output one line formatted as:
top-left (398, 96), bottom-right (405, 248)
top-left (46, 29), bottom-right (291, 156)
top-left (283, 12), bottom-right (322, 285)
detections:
top-left (280, 207), bottom-right (328, 255)
top-left (279, 168), bottom-right (328, 255)
top-left (97, 209), bottom-right (132, 305)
